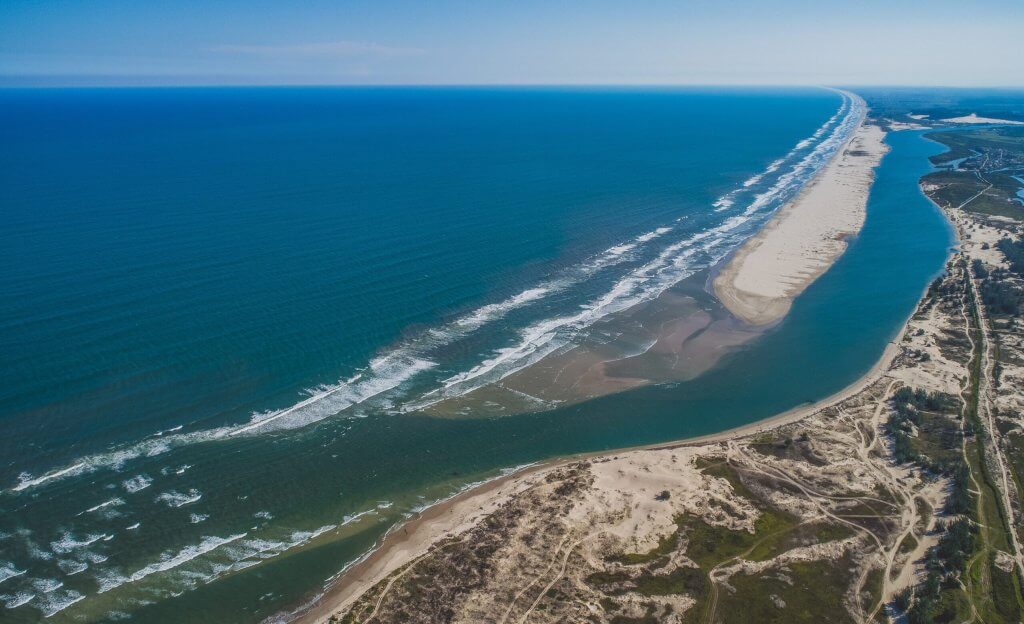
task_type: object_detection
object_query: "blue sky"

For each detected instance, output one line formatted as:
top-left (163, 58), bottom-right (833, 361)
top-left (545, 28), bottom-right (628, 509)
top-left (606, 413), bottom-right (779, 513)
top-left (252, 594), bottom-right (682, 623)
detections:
top-left (2, 0), bottom-right (1023, 86)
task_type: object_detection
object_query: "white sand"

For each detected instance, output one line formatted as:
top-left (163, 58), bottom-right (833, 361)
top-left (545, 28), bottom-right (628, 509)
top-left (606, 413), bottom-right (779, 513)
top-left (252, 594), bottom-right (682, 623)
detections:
top-left (713, 105), bottom-right (889, 326)
top-left (942, 113), bottom-right (1024, 125)
top-left (888, 120), bottom-right (929, 132)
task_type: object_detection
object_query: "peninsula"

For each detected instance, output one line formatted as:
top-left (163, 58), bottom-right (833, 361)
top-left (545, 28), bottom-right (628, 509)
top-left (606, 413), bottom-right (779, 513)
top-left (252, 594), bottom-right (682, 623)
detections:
top-left (714, 97), bottom-right (889, 325)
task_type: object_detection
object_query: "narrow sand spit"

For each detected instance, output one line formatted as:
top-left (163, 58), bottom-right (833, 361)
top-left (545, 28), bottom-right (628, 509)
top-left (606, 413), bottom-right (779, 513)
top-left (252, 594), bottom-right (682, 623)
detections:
top-left (713, 104), bottom-right (889, 326)
top-left (941, 113), bottom-right (1024, 125)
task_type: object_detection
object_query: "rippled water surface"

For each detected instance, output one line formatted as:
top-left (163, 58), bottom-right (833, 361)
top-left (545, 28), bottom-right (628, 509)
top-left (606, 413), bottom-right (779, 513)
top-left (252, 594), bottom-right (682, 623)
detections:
top-left (0, 88), bottom-right (953, 622)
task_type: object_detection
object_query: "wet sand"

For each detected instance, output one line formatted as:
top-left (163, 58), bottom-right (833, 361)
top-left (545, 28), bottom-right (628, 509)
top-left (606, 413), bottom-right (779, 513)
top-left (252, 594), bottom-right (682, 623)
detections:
top-left (425, 276), bottom-right (766, 418)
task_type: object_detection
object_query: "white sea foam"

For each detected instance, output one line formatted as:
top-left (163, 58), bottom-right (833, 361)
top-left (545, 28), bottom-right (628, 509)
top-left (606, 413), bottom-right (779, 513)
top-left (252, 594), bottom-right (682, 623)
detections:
top-left (34, 587), bottom-right (86, 617)
top-left (14, 446), bottom-right (172, 495)
top-left (122, 474), bottom-right (153, 493)
top-left (123, 525), bottom-right (339, 593)
top-left (189, 513), bottom-right (209, 524)
top-left (1, 590), bottom-right (34, 609)
top-left (35, 588), bottom-right (85, 617)
top-left (81, 550), bottom-right (109, 564)
top-left (57, 559), bottom-right (89, 576)
top-left (50, 532), bottom-right (109, 555)
top-left (98, 533), bottom-right (247, 593)
top-left (0, 564), bottom-right (26, 585)
top-left (738, 155), bottom-right (786, 190)
top-left (456, 287), bottom-right (551, 329)
top-left (230, 355), bottom-right (437, 436)
top-left (155, 489), bottom-right (202, 508)
top-left (83, 497), bottom-right (124, 514)
top-left (30, 578), bottom-right (62, 594)
top-left (341, 510), bottom-right (376, 526)
top-left (222, 525), bottom-right (334, 570)
top-left (12, 463), bottom-right (88, 492)
top-left (741, 93), bottom-right (863, 216)
top-left (637, 227), bottom-right (671, 242)
top-left (416, 233), bottom-right (727, 405)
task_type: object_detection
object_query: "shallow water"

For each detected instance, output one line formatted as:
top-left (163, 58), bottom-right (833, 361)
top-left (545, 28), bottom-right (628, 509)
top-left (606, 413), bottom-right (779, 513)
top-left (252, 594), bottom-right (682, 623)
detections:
top-left (0, 88), bottom-right (953, 622)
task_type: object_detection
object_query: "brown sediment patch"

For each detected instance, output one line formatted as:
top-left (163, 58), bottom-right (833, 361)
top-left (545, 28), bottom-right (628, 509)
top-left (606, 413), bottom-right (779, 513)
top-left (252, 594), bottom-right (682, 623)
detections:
top-left (424, 283), bottom-right (768, 418)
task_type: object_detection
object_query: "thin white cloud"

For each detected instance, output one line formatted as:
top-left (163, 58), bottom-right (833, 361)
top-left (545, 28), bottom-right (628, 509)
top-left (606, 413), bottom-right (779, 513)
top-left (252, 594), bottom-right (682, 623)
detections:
top-left (210, 41), bottom-right (425, 58)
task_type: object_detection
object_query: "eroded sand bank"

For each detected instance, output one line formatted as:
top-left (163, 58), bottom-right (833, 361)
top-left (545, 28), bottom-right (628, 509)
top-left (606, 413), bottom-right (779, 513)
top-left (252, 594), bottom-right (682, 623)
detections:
top-left (713, 106), bottom-right (889, 326)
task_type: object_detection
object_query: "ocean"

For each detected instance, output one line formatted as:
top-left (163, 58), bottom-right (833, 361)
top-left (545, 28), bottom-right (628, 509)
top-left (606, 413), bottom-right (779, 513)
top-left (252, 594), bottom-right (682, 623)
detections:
top-left (0, 87), bottom-right (951, 622)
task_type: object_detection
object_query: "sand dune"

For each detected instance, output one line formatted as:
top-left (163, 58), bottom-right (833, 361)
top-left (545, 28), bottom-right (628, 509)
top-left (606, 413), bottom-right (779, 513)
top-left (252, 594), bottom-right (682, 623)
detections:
top-left (942, 113), bottom-right (1024, 125)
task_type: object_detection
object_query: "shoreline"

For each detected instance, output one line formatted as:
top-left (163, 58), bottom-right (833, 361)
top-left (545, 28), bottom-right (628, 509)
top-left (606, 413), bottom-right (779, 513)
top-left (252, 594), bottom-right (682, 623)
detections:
top-left (713, 95), bottom-right (889, 326)
top-left (294, 334), bottom-right (906, 624)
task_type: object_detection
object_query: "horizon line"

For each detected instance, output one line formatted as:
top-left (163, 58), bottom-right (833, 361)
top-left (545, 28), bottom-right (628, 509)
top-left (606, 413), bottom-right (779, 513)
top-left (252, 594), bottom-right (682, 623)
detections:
top-left (3, 81), bottom-right (1024, 90)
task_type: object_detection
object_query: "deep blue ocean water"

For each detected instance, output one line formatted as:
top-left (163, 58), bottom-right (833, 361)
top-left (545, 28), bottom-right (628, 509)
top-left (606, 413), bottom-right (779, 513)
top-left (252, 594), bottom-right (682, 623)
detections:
top-left (0, 87), bottom-right (952, 622)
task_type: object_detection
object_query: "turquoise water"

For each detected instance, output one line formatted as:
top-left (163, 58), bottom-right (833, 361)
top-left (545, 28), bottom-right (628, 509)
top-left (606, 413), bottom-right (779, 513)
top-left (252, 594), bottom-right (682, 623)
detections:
top-left (0, 88), bottom-right (953, 622)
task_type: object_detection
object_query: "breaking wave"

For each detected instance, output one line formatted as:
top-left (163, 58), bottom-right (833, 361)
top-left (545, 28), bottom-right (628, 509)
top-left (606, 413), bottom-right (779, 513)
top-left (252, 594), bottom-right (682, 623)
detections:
top-left (713, 90), bottom-right (853, 212)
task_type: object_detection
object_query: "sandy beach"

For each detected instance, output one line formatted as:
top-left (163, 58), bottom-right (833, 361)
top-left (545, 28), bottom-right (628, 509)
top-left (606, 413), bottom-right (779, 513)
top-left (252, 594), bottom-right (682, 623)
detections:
top-left (713, 100), bottom-right (889, 325)
top-left (295, 332), bottom-right (904, 624)
top-left (941, 113), bottom-right (1024, 125)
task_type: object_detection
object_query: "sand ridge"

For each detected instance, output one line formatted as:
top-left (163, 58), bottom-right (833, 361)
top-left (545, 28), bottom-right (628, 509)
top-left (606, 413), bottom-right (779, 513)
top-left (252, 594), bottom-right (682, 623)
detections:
top-left (713, 100), bottom-right (889, 326)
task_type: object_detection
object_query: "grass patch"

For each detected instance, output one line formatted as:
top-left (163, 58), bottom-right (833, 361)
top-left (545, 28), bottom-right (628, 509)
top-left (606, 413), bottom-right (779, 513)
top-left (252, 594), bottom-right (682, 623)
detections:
top-left (747, 521), bottom-right (852, 562)
top-left (606, 532), bottom-right (677, 566)
top-left (632, 566), bottom-right (707, 597)
top-left (898, 533), bottom-right (918, 555)
top-left (714, 555), bottom-right (859, 623)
